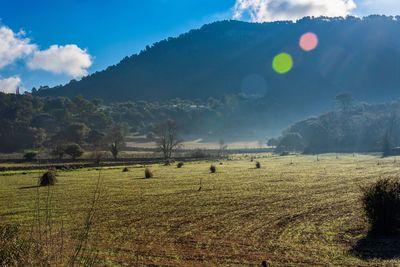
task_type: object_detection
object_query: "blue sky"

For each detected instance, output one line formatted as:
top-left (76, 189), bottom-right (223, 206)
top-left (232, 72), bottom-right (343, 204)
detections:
top-left (0, 0), bottom-right (399, 93)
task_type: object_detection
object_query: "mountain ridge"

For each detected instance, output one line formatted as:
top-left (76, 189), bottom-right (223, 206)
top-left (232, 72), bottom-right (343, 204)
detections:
top-left (34, 16), bottom-right (400, 111)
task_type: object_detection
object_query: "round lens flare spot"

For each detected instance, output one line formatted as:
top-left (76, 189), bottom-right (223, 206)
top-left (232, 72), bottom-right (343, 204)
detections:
top-left (272, 53), bottom-right (293, 74)
top-left (299, 32), bottom-right (318, 51)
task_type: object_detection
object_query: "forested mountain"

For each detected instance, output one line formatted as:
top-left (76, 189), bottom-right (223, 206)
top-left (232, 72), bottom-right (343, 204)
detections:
top-left (276, 101), bottom-right (400, 153)
top-left (35, 16), bottom-right (400, 112)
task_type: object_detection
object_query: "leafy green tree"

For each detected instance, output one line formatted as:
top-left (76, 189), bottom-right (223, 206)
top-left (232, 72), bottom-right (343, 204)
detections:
top-left (277, 132), bottom-right (305, 152)
top-left (65, 144), bottom-right (84, 160)
top-left (23, 151), bottom-right (37, 161)
top-left (53, 123), bottom-right (90, 144)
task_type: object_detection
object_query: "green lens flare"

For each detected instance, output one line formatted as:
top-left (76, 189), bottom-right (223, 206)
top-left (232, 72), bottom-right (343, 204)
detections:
top-left (272, 53), bottom-right (293, 74)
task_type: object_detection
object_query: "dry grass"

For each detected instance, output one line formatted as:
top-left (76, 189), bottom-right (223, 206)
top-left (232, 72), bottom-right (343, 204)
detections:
top-left (1, 154), bottom-right (400, 266)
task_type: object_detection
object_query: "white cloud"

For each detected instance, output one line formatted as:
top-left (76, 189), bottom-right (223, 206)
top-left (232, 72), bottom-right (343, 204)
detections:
top-left (233, 0), bottom-right (357, 22)
top-left (0, 24), bottom-right (92, 78)
top-left (27, 44), bottom-right (92, 78)
top-left (0, 26), bottom-right (36, 69)
top-left (0, 76), bottom-right (21, 94)
top-left (356, 0), bottom-right (400, 16)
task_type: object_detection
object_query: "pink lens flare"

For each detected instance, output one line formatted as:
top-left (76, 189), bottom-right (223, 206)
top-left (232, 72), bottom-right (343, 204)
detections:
top-left (299, 32), bottom-right (319, 51)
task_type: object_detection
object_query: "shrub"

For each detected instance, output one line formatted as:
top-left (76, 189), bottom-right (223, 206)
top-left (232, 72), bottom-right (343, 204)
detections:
top-left (0, 224), bottom-right (31, 266)
top-left (256, 161), bottom-right (261, 169)
top-left (23, 151), bottom-right (37, 162)
top-left (210, 165), bottom-right (216, 173)
top-left (123, 167), bottom-right (129, 172)
top-left (39, 170), bottom-right (57, 186)
top-left (144, 168), bottom-right (153, 178)
top-left (362, 178), bottom-right (400, 235)
top-left (177, 162), bottom-right (184, 168)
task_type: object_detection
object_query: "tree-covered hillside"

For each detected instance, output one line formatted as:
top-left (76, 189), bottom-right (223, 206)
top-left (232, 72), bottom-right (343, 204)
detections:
top-left (0, 93), bottom-right (285, 153)
top-left (276, 100), bottom-right (400, 153)
top-left (35, 16), bottom-right (400, 111)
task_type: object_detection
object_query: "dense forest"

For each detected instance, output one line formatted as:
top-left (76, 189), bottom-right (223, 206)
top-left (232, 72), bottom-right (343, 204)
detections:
top-left (35, 16), bottom-right (400, 120)
top-left (0, 92), bottom-right (290, 153)
top-left (275, 99), bottom-right (400, 154)
top-left (4, 91), bottom-right (400, 155)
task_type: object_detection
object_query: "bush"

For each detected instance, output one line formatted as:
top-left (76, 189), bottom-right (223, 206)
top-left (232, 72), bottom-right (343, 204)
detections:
top-left (23, 151), bottom-right (37, 161)
top-left (123, 167), bottom-right (129, 172)
top-left (210, 165), bottom-right (216, 173)
top-left (362, 178), bottom-right (400, 235)
top-left (144, 168), bottom-right (153, 178)
top-left (0, 224), bottom-right (31, 266)
top-left (39, 170), bottom-right (57, 186)
top-left (177, 162), bottom-right (184, 168)
top-left (256, 161), bottom-right (261, 169)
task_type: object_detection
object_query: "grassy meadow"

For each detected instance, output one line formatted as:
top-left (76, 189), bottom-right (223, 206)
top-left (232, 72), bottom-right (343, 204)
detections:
top-left (1, 153), bottom-right (400, 266)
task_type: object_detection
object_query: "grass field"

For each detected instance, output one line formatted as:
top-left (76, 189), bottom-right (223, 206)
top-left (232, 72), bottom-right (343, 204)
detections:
top-left (1, 153), bottom-right (400, 266)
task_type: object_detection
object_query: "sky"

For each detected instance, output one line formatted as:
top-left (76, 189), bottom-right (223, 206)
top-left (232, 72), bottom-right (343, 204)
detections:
top-left (0, 0), bottom-right (399, 93)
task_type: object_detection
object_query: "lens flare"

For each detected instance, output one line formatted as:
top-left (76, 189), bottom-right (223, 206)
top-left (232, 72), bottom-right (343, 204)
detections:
top-left (300, 32), bottom-right (318, 51)
top-left (272, 53), bottom-right (293, 74)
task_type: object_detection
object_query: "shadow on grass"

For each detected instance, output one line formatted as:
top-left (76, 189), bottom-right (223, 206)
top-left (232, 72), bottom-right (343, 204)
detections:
top-left (18, 185), bottom-right (40, 190)
top-left (351, 232), bottom-right (400, 260)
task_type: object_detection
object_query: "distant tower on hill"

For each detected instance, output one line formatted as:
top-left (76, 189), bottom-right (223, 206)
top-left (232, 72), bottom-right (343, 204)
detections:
top-left (16, 87), bottom-right (20, 95)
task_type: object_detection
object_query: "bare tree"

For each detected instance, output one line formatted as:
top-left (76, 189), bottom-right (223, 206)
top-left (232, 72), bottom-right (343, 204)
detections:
top-left (155, 120), bottom-right (182, 161)
top-left (335, 93), bottom-right (353, 112)
top-left (219, 139), bottom-right (228, 157)
top-left (107, 124), bottom-right (127, 160)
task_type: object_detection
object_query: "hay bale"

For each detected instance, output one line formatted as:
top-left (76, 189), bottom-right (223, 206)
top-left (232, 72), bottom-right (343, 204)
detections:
top-left (39, 170), bottom-right (57, 186)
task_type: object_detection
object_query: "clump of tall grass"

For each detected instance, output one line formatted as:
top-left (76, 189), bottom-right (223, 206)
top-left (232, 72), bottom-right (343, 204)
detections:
top-left (39, 170), bottom-right (57, 186)
top-left (256, 161), bottom-right (261, 169)
top-left (362, 178), bottom-right (400, 235)
top-left (145, 168), bottom-right (153, 178)
top-left (210, 165), bottom-right (216, 173)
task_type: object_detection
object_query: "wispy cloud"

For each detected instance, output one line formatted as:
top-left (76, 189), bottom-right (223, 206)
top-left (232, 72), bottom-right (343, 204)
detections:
top-left (233, 0), bottom-right (357, 22)
top-left (0, 76), bottom-right (21, 94)
top-left (27, 45), bottom-right (92, 78)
